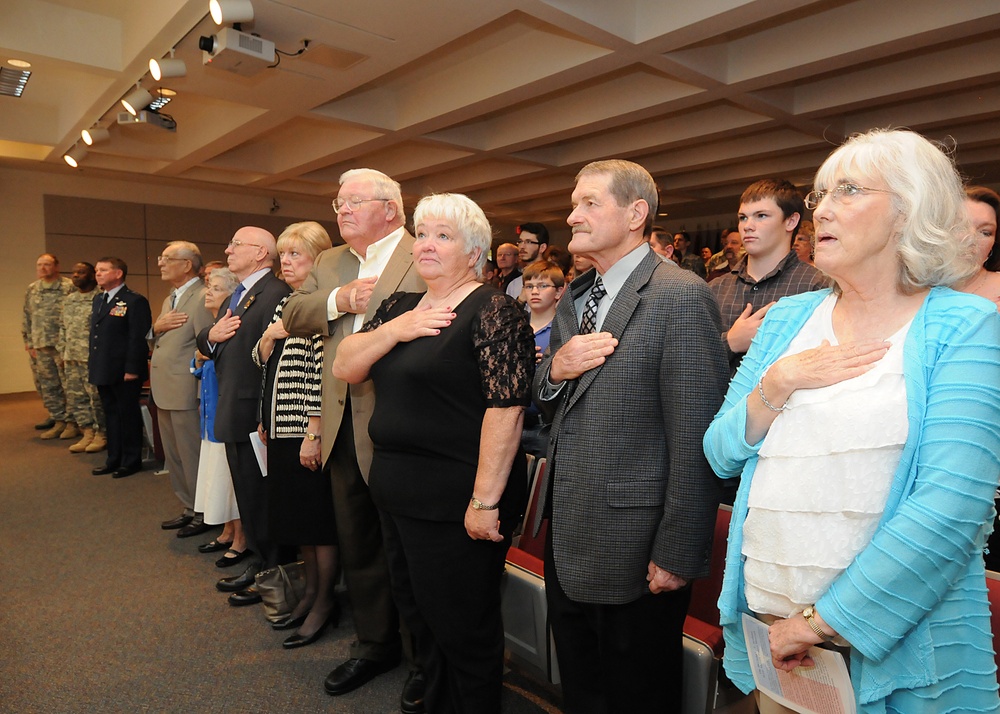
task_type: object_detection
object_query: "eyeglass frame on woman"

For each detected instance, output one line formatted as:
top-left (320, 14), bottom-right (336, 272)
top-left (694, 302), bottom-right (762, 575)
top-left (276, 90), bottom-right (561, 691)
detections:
top-left (804, 183), bottom-right (894, 210)
top-left (332, 196), bottom-right (390, 214)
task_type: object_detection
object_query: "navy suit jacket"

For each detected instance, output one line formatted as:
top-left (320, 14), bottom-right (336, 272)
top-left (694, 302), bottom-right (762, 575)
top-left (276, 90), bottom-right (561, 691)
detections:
top-left (89, 285), bottom-right (152, 386)
top-left (197, 271), bottom-right (290, 443)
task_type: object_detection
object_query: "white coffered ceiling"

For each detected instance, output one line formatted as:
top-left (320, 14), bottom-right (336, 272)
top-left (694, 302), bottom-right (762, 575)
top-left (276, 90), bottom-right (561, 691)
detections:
top-left (2, 0), bottom-right (999, 226)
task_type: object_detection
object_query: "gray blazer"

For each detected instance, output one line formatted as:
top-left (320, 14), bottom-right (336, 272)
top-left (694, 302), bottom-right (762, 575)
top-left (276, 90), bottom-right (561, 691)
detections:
top-left (534, 250), bottom-right (729, 605)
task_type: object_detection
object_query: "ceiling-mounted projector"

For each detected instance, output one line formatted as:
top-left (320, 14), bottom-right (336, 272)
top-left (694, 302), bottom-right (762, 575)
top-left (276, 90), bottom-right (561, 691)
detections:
top-left (199, 27), bottom-right (275, 76)
top-left (117, 110), bottom-right (176, 131)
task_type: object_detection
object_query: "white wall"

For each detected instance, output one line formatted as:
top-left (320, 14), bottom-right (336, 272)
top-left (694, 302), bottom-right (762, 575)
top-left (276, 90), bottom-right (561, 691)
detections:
top-left (1, 164), bottom-right (330, 394)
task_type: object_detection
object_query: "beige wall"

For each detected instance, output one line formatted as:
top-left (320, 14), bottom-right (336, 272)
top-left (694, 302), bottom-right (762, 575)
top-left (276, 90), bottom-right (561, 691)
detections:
top-left (2, 164), bottom-right (333, 394)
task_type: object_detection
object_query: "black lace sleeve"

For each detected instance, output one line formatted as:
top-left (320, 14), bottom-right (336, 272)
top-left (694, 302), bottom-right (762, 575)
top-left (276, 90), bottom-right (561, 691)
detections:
top-left (472, 293), bottom-right (536, 408)
top-left (359, 292), bottom-right (408, 334)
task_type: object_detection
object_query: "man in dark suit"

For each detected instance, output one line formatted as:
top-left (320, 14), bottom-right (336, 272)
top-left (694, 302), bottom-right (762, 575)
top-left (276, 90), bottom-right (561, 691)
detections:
top-left (196, 227), bottom-right (290, 606)
top-left (534, 160), bottom-right (729, 713)
top-left (282, 169), bottom-right (425, 711)
top-left (150, 241), bottom-right (213, 537)
top-left (89, 257), bottom-right (152, 478)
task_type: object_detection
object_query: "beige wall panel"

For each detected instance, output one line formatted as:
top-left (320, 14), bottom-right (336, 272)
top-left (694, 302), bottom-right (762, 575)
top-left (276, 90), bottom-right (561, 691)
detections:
top-left (46, 234), bottom-right (149, 278)
top-left (44, 196), bottom-right (145, 238)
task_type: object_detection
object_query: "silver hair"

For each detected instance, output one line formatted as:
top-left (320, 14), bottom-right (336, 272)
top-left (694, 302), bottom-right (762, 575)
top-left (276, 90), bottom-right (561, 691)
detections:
top-left (814, 128), bottom-right (978, 293)
top-left (166, 240), bottom-right (203, 273)
top-left (413, 193), bottom-right (492, 278)
top-left (339, 168), bottom-right (406, 225)
top-left (207, 267), bottom-right (239, 294)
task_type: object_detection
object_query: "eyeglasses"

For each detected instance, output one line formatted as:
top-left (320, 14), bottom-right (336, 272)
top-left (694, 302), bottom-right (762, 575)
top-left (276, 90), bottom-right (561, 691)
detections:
top-left (524, 283), bottom-right (556, 292)
top-left (228, 239), bottom-right (262, 249)
top-left (517, 239), bottom-right (540, 246)
top-left (156, 254), bottom-right (187, 263)
top-left (332, 196), bottom-right (390, 214)
top-left (804, 183), bottom-right (894, 210)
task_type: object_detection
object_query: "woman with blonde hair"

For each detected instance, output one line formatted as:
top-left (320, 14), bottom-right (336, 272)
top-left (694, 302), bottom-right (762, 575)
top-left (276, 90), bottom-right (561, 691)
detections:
top-left (253, 221), bottom-right (338, 648)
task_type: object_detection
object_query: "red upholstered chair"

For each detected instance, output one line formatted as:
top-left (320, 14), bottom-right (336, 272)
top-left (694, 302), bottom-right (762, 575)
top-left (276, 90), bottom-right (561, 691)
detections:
top-left (681, 504), bottom-right (732, 714)
top-left (986, 570), bottom-right (1000, 675)
top-left (502, 458), bottom-right (561, 684)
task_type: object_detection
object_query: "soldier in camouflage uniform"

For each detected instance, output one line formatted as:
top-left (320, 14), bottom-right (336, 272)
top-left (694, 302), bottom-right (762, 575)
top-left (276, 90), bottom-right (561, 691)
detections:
top-left (59, 262), bottom-right (106, 453)
top-left (22, 253), bottom-right (74, 439)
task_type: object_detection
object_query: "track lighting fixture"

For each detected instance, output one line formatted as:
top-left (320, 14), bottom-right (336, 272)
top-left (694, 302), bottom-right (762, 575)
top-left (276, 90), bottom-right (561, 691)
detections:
top-left (210, 0), bottom-right (254, 25)
top-left (63, 144), bottom-right (87, 168)
top-left (121, 85), bottom-right (153, 116)
top-left (81, 127), bottom-right (109, 145)
top-left (150, 50), bottom-right (186, 81)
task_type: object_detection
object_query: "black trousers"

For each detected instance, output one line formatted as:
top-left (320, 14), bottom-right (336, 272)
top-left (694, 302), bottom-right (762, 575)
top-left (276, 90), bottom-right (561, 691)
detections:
top-left (224, 440), bottom-right (277, 567)
top-left (97, 380), bottom-right (143, 471)
top-left (545, 531), bottom-right (691, 714)
top-left (328, 409), bottom-right (404, 663)
top-left (381, 510), bottom-right (511, 714)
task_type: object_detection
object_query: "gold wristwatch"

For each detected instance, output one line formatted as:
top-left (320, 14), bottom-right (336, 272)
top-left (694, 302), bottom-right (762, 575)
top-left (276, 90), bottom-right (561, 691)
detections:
top-left (306, 432), bottom-right (319, 441)
top-left (802, 606), bottom-right (835, 643)
top-left (470, 497), bottom-right (499, 511)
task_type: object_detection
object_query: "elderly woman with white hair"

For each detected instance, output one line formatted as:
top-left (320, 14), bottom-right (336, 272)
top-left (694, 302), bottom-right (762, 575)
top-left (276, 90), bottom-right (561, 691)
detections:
top-left (705, 128), bottom-right (1000, 712)
top-left (333, 193), bottom-right (534, 713)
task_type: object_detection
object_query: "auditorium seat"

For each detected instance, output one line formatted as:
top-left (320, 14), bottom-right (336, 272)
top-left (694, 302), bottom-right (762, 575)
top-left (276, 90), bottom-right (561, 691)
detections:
top-left (681, 504), bottom-right (732, 713)
top-left (502, 458), bottom-right (561, 684)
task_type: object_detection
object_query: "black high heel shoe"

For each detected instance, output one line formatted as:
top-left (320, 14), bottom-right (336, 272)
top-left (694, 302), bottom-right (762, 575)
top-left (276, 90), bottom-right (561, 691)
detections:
top-left (281, 603), bottom-right (340, 649)
top-left (271, 613), bottom-right (307, 631)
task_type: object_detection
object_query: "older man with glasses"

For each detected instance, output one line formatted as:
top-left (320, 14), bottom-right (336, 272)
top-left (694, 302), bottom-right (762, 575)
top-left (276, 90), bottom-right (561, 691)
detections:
top-left (282, 169), bottom-right (426, 712)
top-left (151, 241), bottom-right (214, 538)
top-left (196, 227), bottom-right (291, 606)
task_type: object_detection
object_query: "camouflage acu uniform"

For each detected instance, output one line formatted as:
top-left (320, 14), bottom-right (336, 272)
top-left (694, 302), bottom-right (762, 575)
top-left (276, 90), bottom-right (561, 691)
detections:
top-left (22, 277), bottom-right (73, 421)
top-left (59, 289), bottom-right (105, 431)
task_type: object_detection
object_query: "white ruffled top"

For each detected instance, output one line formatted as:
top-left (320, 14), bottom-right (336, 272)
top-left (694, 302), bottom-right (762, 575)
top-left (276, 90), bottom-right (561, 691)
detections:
top-left (743, 293), bottom-right (911, 618)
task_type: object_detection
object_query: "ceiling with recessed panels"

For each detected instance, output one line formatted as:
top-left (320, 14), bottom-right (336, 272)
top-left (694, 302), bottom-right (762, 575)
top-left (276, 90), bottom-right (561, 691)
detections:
top-left (1, 0), bottom-right (998, 227)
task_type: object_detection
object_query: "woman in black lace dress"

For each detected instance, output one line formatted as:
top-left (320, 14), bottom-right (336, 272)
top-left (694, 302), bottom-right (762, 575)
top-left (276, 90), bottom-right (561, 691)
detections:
top-left (333, 193), bottom-right (534, 714)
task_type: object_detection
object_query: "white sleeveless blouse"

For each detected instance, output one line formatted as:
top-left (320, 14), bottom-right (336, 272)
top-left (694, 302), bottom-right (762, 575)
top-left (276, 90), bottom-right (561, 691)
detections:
top-left (742, 294), bottom-right (911, 618)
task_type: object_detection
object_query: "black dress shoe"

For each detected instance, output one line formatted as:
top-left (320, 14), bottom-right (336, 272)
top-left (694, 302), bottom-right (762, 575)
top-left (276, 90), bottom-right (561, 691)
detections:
top-left (92, 465), bottom-right (117, 475)
top-left (216, 563), bottom-right (259, 592)
top-left (400, 669), bottom-right (426, 714)
top-left (177, 520), bottom-right (212, 538)
top-left (198, 538), bottom-right (233, 553)
top-left (215, 548), bottom-right (253, 568)
top-left (161, 514), bottom-right (193, 530)
top-left (113, 466), bottom-right (140, 479)
top-left (324, 657), bottom-right (399, 696)
top-left (228, 587), bottom-right (262, 607)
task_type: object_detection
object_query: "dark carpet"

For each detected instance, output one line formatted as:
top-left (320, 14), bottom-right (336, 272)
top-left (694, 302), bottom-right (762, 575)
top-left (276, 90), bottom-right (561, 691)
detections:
top-left (0, 393), bottom-right (562, 714)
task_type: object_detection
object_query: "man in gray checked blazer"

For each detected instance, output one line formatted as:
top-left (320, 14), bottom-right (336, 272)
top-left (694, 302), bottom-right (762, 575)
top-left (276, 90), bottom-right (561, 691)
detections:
top-left (534, 159), bottom-right (729, 713)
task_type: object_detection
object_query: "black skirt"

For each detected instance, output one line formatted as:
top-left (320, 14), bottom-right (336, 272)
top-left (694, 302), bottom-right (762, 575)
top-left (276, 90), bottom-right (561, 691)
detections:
top-left (266, 436), bottom-right (338, 546)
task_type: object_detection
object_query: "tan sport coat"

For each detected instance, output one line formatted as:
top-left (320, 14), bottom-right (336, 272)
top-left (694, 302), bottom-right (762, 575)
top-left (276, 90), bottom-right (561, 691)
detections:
top-left (281, 231), bottom-right (425, 475)
top-left (150, 283), bottom-right (212, 411)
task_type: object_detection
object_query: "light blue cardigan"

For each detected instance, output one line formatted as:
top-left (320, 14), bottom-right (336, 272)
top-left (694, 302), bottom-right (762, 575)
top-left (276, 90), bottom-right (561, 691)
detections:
top-left (704, 287), bottom-right (1000, 712)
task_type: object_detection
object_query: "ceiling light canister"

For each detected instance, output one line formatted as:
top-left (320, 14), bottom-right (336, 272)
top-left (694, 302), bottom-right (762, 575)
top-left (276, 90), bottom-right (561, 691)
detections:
top-left (210, 0), bottom-right (254, 25)
top-left (121, 86), bottom-right (153, 116)
top-left (81, 127), bottom-right (110, 145)
top-left (63, 144), bottom-right (87, 168)
top-left (150, 57), bottom-right (186, 81)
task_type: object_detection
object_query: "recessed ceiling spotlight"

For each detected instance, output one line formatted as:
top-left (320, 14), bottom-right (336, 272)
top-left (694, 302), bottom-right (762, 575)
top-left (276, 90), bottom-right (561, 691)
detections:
top-left (8, 59), bottom-right (31, 68)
